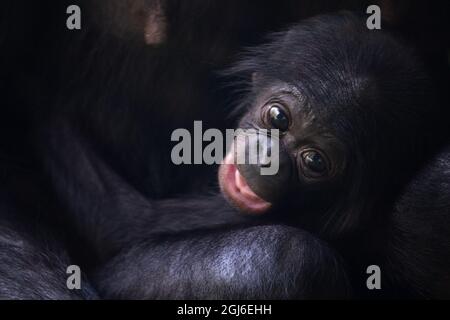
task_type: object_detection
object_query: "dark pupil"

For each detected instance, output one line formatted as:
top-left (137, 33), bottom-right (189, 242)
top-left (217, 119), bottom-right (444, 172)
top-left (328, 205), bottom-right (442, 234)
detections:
top-left (304, 151), bottom-right (326, 173)
top-left (269, 106), bottom-right (289, 131)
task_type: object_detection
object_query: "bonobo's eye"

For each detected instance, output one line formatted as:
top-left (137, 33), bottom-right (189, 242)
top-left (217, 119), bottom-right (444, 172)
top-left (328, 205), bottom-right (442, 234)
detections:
top-left (265, 104), bottom-right (290, 131)
top-left (299, 149), bottom-right (330, 178)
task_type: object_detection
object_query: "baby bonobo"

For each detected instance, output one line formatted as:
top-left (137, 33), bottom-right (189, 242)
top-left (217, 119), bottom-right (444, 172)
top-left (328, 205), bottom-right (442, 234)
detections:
top-left (219, 12), bottom-right (438, 235)
top-left (214, 12), bottom-right (450, 297)
top-left (51, 12), bottom-right (448, 299)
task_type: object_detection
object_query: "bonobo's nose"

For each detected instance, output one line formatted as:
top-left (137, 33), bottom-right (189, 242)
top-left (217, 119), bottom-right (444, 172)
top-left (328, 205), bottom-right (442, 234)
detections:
top-left (233, 131), bottom-right (292, 202)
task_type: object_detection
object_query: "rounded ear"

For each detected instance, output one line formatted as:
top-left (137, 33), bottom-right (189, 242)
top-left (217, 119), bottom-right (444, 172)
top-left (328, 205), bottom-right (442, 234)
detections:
top-left (90, 0), bottom-right (167, 46)
top-left (143, 0), bottom-right (167, 45)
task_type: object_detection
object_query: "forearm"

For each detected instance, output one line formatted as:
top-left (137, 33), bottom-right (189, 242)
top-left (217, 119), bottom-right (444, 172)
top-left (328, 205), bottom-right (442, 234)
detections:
top-left (39, 121), bottom-right (250, 257)
top-left (94, 225), bottom-right (351, 299)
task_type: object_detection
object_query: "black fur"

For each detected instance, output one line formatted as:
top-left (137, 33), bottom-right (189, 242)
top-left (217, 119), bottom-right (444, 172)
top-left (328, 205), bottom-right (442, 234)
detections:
top-left (0, 2), bottom-right (449, 299)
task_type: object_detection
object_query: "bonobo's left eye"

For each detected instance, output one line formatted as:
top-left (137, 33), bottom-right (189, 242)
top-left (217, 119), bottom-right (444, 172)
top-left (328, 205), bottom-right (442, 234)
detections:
top-left (264, 104), bottom-right (290, 131)
top-left (299, 149), bottom-right (330, 179)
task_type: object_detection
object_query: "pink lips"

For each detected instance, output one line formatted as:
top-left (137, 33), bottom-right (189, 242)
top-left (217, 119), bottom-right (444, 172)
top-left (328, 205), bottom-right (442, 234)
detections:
top-left (219, 153), bottom-right (272, 214)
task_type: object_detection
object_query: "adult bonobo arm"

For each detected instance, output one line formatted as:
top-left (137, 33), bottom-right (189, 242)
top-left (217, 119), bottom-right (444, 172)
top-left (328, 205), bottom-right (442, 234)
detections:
top-left (36, 120), bottom-right (251, 260)
top-left (0, 185), bottom-right (97, 299)
top-left (0, 221), bottom-right (98, 300)
top-left (94, 225), bottom-right (351, 299)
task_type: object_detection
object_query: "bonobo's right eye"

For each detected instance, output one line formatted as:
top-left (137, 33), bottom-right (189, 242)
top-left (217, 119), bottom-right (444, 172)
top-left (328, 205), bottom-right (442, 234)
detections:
top-left (264, 103), bottom-right (290, 131)
top-left (299, 149), bottom-right (331, 179)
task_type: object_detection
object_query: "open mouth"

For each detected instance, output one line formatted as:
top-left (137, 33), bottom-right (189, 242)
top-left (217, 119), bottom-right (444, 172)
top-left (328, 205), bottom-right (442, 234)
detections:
top-left (219, 152), bottom-right (272, 214)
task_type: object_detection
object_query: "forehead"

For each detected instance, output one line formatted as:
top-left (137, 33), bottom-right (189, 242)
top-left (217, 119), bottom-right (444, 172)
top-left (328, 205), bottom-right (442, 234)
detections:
top-left (253, 81), bottom-right (304, 105)
top-left (252, 79), bottom-right (354, 126)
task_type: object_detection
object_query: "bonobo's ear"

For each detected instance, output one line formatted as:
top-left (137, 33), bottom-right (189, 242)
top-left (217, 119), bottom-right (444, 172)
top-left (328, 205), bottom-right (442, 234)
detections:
top-left (142, 0), bottom-right (167, 45)
top-left (91, 0), bottom-right (167, 45)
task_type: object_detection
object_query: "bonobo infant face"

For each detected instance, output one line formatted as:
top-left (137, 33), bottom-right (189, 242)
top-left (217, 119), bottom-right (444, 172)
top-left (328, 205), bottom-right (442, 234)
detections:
top-left (219, 82), bottom-right (346, 214)
top-left (219, 82), bottom-right (346, 216)
top-left (219, 12), bottom-right (432, 234)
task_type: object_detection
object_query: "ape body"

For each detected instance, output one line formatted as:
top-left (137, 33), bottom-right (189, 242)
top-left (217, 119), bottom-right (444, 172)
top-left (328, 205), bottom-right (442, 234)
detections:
top-left (0, 2), bottom-right (449, 299)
